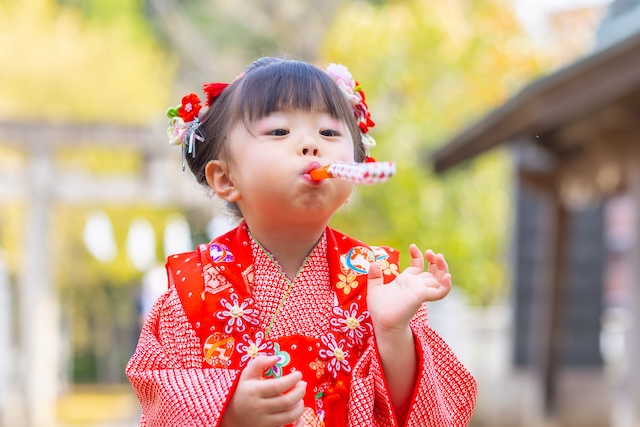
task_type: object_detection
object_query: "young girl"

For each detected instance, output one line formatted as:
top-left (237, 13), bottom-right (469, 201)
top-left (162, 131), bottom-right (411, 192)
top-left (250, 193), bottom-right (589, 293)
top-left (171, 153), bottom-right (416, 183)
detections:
top-left (126, 57), bottom-right (477, 427)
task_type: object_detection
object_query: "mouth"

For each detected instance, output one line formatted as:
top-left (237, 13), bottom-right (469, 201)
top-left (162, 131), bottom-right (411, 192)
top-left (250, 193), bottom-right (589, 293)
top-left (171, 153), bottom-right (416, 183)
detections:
top-left (302, 161), bottom-right (323, 175)
top-left (302, 161), bottom-right (324, 185)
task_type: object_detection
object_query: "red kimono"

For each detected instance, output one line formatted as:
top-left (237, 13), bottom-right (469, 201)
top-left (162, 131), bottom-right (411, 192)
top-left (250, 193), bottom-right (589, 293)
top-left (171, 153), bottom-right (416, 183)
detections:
top-left (126, 222), bottom-right (477, 427)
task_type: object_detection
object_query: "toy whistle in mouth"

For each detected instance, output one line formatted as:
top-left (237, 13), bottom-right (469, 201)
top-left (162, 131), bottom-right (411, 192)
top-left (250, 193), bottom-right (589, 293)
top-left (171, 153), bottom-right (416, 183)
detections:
top-left (309, 161), bottom-right (395, 185)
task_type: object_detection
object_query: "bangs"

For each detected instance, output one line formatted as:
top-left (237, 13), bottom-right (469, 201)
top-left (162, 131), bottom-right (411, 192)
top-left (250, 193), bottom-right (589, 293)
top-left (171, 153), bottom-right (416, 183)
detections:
top-left (231, 61), bottom-right (354, 126)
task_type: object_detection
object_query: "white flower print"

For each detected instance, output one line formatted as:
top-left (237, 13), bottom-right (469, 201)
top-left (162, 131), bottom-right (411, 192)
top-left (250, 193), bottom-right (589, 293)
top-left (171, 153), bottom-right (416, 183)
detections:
top-left (216, 293), bottom-right (258, 334)
top-left (319, 332), bottom-right (351, 377)
top-left (330, 302), bottom-right (373, 347)
top-left (236, 331), bottom-right (273, 366)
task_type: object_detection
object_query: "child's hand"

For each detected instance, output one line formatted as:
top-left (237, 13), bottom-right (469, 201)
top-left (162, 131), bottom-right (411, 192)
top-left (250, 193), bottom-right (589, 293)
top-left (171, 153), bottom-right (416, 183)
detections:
top-left (221, 355), bottom-right (306, 427)
top-left (367, 245), bottom-right (451, 334)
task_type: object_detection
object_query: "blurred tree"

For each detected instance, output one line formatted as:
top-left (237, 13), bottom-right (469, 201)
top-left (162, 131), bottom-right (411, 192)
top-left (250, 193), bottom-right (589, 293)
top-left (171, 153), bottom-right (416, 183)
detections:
top-left (149, 0), bottom-right (347, 86)
top-left (0, 0), bottom-right (175, 123)
top-left (181, 0), bottom-right (342, 59)
top-left (322, 0), bottom-right (546, 305)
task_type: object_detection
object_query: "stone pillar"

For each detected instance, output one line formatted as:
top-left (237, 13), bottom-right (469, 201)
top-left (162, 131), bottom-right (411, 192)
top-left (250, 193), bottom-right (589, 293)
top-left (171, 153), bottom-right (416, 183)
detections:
top-left (627, 164), bottom-right (640, 426)
top-left (19, 149), bottom-right (59, 427)
top-left (0, 255), bottom-right (10, 425)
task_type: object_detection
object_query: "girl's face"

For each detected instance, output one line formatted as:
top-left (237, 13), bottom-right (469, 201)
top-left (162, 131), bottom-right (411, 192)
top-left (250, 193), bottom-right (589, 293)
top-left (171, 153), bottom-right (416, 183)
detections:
top-left (222, 109), bottom-right (356, 227)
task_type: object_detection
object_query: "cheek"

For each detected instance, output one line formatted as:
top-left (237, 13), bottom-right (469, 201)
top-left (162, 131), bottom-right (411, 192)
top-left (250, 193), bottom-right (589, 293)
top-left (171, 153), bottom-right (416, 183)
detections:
top-left (346, 146), bottom-right (357, 162)
top-left (336, 176), bottom-right (355, 192)
top-left (330, 140), bottom-right (357, 163)
top-left (348, 138), bottom-right (360, 162)
top-left (237, 155), bottom-right (285, 186)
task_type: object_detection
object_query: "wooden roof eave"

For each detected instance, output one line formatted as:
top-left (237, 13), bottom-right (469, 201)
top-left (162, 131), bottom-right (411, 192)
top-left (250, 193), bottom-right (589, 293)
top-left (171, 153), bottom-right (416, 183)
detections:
top-left (432, 29), bottom-right (640, 174)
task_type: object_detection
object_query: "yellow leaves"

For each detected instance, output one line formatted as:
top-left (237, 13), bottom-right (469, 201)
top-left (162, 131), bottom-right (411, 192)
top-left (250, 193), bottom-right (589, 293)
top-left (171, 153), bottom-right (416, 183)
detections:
top-left (418, 0), bottom-right (473, 59)
top-left (55, 146), bottom-right (141, 175)
top-left (0, 0), bottom-right (176, 124)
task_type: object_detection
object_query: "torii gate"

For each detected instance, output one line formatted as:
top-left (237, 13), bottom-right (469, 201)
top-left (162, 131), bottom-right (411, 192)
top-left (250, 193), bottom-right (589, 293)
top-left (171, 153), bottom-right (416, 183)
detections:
top-left (0, 120), bottom-right (212, 427)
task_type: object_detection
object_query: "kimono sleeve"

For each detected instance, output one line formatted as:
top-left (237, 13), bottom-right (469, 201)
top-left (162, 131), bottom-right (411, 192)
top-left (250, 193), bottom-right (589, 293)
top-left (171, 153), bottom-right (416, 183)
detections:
top-left (125, 288), bottom-right (241, 427)
top-left (347, 305), bottom-right (477, 427)
top-left (404, 304), bottom-right (477, 426)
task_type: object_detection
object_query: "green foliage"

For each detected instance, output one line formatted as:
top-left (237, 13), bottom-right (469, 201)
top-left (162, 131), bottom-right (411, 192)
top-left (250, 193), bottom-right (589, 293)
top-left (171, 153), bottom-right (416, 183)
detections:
top-left (323, 0), bottom-right (544, 305)
top-left (176, 0), bottom-right (348, 71)
top-left (54, 204), bottom-right (186, 383)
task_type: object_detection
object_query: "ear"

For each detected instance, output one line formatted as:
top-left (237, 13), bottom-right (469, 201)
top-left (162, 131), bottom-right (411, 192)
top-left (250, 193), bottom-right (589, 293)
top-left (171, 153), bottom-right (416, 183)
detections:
top-left (205, 160), bottom-right (240, 202)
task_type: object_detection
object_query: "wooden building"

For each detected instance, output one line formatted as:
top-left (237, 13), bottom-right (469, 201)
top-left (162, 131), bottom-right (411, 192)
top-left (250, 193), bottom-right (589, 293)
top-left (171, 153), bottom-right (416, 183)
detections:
top-left (432, 1), bottom-right (640, 425)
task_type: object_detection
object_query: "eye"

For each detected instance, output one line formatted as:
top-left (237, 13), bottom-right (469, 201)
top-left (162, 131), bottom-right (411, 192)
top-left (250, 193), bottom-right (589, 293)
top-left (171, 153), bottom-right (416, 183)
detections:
top-left (267, 128), bottom-right (289, 136)
top-left (320, 129), bottom-right (341, 137)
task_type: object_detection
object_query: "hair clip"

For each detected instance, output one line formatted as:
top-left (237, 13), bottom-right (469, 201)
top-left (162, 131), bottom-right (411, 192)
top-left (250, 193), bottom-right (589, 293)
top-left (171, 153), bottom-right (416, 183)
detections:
top-left (166, 94), bottom-right (205, 171)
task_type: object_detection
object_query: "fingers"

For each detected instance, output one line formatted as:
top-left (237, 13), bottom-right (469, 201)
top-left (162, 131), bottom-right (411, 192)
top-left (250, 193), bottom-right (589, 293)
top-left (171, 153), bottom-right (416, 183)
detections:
top-left (420, 249), bottom-right (452, 300)
top-left (261, 377), bottom-right (307, 412)
top-left (408, 244), bottom-right (424, 271)
top-left (367, 261), bottom-right (384, 289)
top-left (425, 249), bottom-right (448, 278)
top-left (411, 246), bottom-right (448, 279)
top-left (241, 356), bottom-right (303, 398)
top-left (241, 355), bottom-right (280, 381)
top-left (429, 273), bottom-right (452, 301)
top-left (260, 370), bottom-right (304, 399)
top-left (270, 398), bottom-right (305, 426)
top-left (440, 272), bottom-right (452, 288)
top-left (229, 355), bottom-right (307, 427)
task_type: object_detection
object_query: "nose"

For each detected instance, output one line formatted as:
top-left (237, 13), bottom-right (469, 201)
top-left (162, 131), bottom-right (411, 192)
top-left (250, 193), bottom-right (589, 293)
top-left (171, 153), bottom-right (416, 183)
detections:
top-left (298, 136), bottom-right (320, 157)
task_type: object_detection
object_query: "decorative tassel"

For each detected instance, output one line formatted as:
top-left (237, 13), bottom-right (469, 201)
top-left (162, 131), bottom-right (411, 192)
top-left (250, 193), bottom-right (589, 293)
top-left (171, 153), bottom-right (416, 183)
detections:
top-left (323, 381), bottom-right (348, 427)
